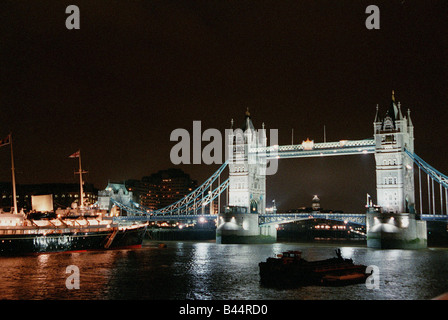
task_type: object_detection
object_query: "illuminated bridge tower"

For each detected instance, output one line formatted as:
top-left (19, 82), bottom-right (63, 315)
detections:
top-left (367, 91), bottom-right (427, 249)
top-left (216, 109), bottom-right (276, 244)
top-left (227, 108), bottom-right (266, 214)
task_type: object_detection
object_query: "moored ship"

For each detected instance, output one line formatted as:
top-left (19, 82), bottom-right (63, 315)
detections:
top-left (0, 145), bottom-right (147, 255)
top-left (0, 211), bottom-right (147, 255)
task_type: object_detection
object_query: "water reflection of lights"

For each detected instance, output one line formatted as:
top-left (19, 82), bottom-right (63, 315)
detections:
top-left (192, 243), bottom-right (211, 273)
top-left (381, 248), bottom-right (405, 261)
top-left (38, 253), bottom-right (49, 266)
top-left (189, 243), bottom-right (213, 299)
top-left (35, 254), bottom-right (53, 290)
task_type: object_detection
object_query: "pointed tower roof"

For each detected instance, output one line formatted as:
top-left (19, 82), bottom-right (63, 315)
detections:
top-left (388, 90), bottom-right (398, 121)
top-left (374, 104), bottom-right (380, 122)
top-left (382, 90), bottom-right (399, 129)
top-left (240, 107), bottom-right (255, 132)
top-left (397, 101), bottom-right (404, 120)
top-left (407, 108), bottom-right (413, 127)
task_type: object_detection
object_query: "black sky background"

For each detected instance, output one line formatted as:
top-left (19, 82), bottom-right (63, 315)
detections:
top-left (0, 0), bottom-right (447, 212)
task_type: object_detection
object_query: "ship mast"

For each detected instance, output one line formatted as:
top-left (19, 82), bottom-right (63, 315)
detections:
top-left (10, 133), bottom-right (18, 214)
top-left (76, 150), bottom-right (89, 208)
top-left (70, 149), bottom-right (87, 208)
top-left (78, 151), bottom-right (84, 208)
top-left (0, 133), bottom-right (18, 214)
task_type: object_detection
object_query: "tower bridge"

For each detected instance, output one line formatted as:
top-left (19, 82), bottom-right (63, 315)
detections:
top-left (112, 209), bottom-right (447, 227)
top-left (103, 92), bottom-right (448, 249)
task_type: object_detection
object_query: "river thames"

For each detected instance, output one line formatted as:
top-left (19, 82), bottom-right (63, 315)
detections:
top-left (0, 240), bottom-right (447, 300)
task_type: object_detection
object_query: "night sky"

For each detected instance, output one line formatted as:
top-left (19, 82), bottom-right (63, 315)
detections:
top-left (0, 1), bottom-right (447, 212)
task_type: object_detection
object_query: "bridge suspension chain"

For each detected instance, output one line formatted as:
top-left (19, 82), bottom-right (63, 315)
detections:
top-left (110, 161), bottom-right (229, 216)
top-left (406, 149), bottom-right (448, 215)
top-left (150, 160), bottom-right (228, 215)
top-left (405, 149), bottom-right (448, 189)
top-left (182, 178), bottom-right (229, 215)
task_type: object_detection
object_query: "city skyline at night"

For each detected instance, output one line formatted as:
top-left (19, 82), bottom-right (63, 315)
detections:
top-left (2, 1), bottom-right (448, 305)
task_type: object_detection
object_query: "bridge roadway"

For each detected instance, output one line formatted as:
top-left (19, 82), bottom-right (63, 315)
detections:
top-left (113, 212), bottom-right (366, 224)
top-left (112, 212), bottom-right (366, 225)
top-left (114, 212), bottom-right (448, 226)
top-left (254, 138), bottom-right (376, 159)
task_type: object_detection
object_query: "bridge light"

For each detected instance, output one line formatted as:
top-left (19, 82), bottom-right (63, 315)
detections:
top-left (302, 138), bottom-right (314, 150)
top-left (199, 216), bottom-right (206, 223)
top-left (402, 216), bottom-right (409, 228)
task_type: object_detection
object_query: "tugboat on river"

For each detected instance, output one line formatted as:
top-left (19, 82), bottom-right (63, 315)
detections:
top-left (259, 249), bottom-right (369, 287)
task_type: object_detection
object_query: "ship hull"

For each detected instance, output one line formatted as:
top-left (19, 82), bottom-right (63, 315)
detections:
top-left (109, 225), bottom-right (147, 249)
top-left (0, 231), bottom-right (112, 255)
top-left (0, 224), bottom-right (147, 255)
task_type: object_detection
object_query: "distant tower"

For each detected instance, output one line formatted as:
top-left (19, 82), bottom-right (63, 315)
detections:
top-left (227, 108), bottom-right (267, 214)
top-left (373, 90), bottom-right (415, 213)
top-left (312, 195), bottom-right (321, 211)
